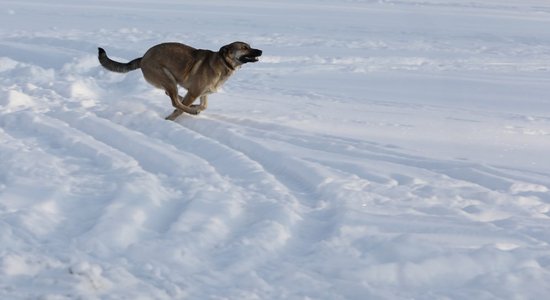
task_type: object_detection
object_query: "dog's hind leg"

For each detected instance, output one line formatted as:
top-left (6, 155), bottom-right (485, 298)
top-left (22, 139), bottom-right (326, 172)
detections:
top-left (141, 66), bottom-right (199, 120)
top-left (154, 69), bottom-right (201, 120)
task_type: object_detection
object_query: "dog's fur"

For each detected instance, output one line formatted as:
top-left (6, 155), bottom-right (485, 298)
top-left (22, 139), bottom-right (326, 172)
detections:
top-left (98, 42), bottom-right (262, 120)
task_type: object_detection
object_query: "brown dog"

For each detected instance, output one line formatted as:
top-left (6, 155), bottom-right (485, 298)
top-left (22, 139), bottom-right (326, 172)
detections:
top-left (98, 42), bottom-right (262, 120)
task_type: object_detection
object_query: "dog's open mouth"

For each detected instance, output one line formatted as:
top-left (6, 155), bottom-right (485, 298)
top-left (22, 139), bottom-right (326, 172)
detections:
top-left (239, 49), bottom-right (263, 63)
top-left (240, 55), bottom-right (260, 63)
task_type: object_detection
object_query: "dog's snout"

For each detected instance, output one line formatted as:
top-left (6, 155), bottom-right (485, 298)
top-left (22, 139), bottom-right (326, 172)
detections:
top-left (253, 49), bottom-right (263, 56)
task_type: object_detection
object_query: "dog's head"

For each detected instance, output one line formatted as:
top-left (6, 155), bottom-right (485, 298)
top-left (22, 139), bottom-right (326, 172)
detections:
top-left (219, 42), bottom-right (262, 68)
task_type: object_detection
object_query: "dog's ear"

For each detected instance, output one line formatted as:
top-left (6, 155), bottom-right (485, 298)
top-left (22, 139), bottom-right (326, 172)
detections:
top-left (219, 45), bottom-right (229, 55)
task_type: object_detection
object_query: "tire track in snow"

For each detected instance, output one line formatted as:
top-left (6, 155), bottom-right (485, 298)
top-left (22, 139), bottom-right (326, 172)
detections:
top-left (177, 116), bottom-right (377, 251)
top-left (1, 110), bottom-right (218, 250)
top-left (61, 111), bottom-right (323, 292)
top-left (216, 114), bottom-right (550, 196)
top-left (45, 110), bottom-right (230, 240)
top-left (44, 109), bottom-right (303, 273)
top-left (224, 117), bottom-right (550, 191)
top-left (173, 115), bottom-right (550, 293)
top-left (182, 117), bottom-right (342, 202)
top-left (2, 108), bottom-right (210, 249)
top-left (180, 115), bottom-right (550, 246)
top-left (0, 111), bottom-right (136, 239)
top-left (101, 111), bottom-right (361, 270)
top-left (110, 113), bottom-right (302, 205)
top-left (92, 113), bottom-right (307, 267)
top-left (183, 114), bottom-right (522, 195)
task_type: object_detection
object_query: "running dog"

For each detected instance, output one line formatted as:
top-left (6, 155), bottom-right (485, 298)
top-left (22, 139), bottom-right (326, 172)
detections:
top-left (98, 42), bottom-right (262, 120)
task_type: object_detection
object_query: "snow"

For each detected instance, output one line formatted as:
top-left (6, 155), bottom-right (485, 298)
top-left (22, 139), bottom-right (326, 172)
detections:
top-left (1, 0), bottom-right (550, 299)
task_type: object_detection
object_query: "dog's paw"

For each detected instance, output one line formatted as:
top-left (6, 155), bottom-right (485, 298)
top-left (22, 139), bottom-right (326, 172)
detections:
top-left (186, 108), bottom-right (199, 115)
top-left (165, 109), bottom-right (181, 121)
top-left (189, 105), bottom-right (204, 115)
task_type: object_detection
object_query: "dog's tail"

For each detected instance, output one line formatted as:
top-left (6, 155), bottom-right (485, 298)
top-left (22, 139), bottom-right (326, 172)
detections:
top-left (98, 47), bottom-right (142, 73)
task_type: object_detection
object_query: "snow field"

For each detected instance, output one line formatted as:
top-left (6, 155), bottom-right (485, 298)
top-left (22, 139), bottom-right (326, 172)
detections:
top-left (1, 0), bottom-right (550, 299)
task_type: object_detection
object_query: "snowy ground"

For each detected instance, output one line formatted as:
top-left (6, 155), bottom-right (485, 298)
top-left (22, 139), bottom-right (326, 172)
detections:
top-left (1, 0), bottom-right (550, 299)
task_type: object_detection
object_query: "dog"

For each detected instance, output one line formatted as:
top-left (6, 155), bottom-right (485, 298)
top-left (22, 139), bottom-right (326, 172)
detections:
top-left (98, 42), bottom-right (262, 120)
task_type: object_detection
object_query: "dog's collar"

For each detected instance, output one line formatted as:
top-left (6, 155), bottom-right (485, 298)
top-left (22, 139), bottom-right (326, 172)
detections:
top-left (220, 55), bottom-right (235, 71)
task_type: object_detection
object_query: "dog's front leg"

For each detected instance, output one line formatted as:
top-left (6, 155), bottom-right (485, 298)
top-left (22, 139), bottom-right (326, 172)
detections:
top-left (165, 95), bottom-right (208, 121)
top-left (165, 91), bottom-right (201, 121)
